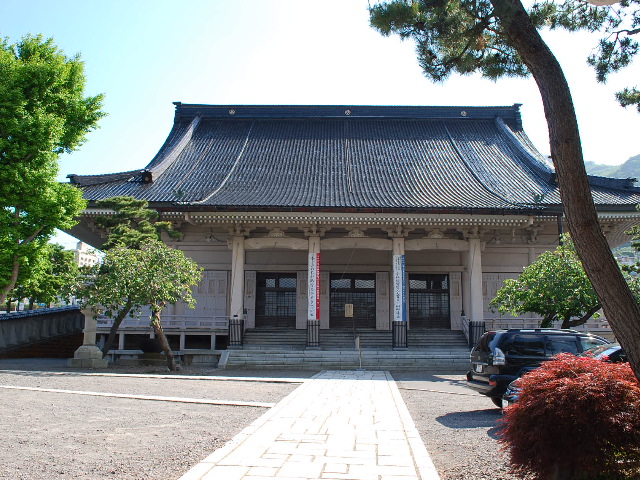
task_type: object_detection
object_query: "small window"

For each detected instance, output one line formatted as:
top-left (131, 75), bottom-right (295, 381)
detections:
top-left (474, 332), bottom-right (496, 353)
top-left (331, 278), bottom-right (351, 289)
top-left (507, 335), bottom-right (546, 356)
top-left (279, 276), bottom-right (297, 289)
top-left (545, 335), bottom-right (579, 355)
top-left (355, 279), bottom-right (375, 289)
top-left (579, 336), bottom-right (608, 352)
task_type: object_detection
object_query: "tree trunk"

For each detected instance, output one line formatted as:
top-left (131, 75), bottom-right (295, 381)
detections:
top-left (540, 315), bottom-right (556, 328)
top-left (561, 305), bottom-right (601, 329)
top-left (491, 0), bottom-right (640, 381)
top-left (551, 463), bottom-right (575, 480)
top-left (150, 307), bottom-right (176, 371)
top-left (101, 301), bottom-right (133, 357)
top-left (0, 254), bottom-right (21, 307)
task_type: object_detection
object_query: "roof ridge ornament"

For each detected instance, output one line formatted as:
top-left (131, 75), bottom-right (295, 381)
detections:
top-left (267, 227), bottom-right (286, 238)
top-left (427, 228), bottom-right (445, 239)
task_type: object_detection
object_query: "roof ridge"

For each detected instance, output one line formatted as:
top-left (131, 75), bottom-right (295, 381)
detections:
top-left (442, 123), bottom-right (533, 209)
top-left (173, 103), bottom-right (523, 125)
top-left (141, 116), bottom-right (201, 184)
top-left (67, 170), bottom-right (143, 186)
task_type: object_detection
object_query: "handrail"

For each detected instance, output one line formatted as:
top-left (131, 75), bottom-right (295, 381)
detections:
top-left (352, 317), bottom-right (363, 368)
top-left (460, 315), bottom-right (469, 343)
top-left (96, 314), bottom-right (230, 330)
top-left (0, 305), bottom-right (80, 321)
top-left (485, 317), bottom-right (611, 332)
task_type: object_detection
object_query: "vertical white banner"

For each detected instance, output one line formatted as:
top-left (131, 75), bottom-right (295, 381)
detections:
top-left (393, 254), bottom-right (406, 322)
top-left (308, 253), bottom-right (320, 320)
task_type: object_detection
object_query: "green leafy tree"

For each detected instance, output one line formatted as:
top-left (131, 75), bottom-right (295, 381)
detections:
top-left (87, 196), bottom-right (181, 356)
top-left (10, 242), bottom-right (79, 309)
top-left (490, 238), bottom-right (601, 328)
top-left (0, 34), bottom-right (104, 306)
top-left (370, 0), bottom-right (640, 380)
top-left (81, 239), bottom-right (202, 371)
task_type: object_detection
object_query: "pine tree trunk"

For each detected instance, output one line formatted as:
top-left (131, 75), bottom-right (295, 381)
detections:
top-left (491, 0), bottom-right (640, 381)
top-left (551, 464), bottom-right (574, 480)
top-left (101, 301), bottom-right (133, 357)
top-left (150, 308), bottom-right (176, 371)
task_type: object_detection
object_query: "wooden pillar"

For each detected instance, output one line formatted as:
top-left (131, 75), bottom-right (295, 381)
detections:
top-left (392, 236), bottom-right (407, 349)
top-left (229, 235), bottom-right (245, 321)
top-left (468, 237), bottom-right (484, 323)
top-left (307, 235), bottom-right (321, 322)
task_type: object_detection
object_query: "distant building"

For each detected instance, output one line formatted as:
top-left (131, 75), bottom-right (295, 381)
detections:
top-left (72, 241), bottom-right (100, 268)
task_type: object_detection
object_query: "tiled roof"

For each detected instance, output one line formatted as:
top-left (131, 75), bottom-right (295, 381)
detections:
top-left (67, 104), bottom-right (640, 213)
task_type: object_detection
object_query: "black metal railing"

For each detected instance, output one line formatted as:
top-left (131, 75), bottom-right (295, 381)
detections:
top-left (228, 317), bottom-right (245, 347)
top-left (392, 320), bottom-right (408, 349)
top-left (468, 320), bottom-right (486, 348)
top-left (307, 320), bottom-right (320, 348)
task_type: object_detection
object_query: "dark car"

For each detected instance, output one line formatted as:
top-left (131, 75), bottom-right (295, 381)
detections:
top-left (501, 378), bottom-right (522, 409)
top-left (580, 342), bottom-right (626, 363)
top-left (501, 342), bottom-right (624, 409)
top-left (467, 328), bottom-right (609, 407)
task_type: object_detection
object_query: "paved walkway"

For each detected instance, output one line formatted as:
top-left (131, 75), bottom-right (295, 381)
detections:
top-left (179, 370), bottom-right (440, 480)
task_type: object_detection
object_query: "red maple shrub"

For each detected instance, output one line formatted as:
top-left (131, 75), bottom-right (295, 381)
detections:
top-left (499, 353), bottom-right (640, 480)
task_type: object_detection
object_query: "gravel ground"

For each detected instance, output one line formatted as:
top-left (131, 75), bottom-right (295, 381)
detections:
top-left (0, 360), bottom-right (306, 480)
top-left (392, 372), bottom-right (519, 480)
top-left (0, 359), bottom-right (517, 480)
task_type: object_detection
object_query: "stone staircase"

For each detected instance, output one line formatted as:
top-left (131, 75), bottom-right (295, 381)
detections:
top-left (224, 328), bottom-right (471, 372)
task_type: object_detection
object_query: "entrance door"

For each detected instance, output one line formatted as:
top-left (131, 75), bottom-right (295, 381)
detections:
top-left (329, 274), bottom-right (376, 329)
top-left (255, 273), bottom-right (297, 328)
top-left (409, 274), bottom-right (450, 329)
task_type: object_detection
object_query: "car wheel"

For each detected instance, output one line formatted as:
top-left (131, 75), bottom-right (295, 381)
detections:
top-left (491, 397), bottom-right (503, 408)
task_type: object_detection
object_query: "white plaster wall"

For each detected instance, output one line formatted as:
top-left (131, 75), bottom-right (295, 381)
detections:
top-left (406, 251), bottom-right (462, 267)
top-left (167, 225), bottom-right (563, 330)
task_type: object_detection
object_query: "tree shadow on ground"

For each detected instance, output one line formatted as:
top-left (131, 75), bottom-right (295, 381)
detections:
top-left (390, 371), bottom-right (470, 388)
top-left (436, 408), bottom-right (505, 439)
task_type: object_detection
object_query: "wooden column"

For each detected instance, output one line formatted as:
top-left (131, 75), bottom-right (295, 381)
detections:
top-left (392, 235), bottom-right (407, 349)
top-left (307, 235), bottom-right (321, 322)
top-left (229, 235), bottom-right (245, 321)
top-left (392, 236), bottom-right (407, 323)
top-left (468, 236), bottom-right (484, 323)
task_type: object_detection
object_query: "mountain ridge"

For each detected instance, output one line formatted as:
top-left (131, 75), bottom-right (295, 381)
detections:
top-left (586, 154), bottom-right (640, 179)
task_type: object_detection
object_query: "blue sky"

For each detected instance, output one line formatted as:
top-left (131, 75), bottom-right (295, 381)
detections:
top-left (2, 0), bottom-right (638, 246)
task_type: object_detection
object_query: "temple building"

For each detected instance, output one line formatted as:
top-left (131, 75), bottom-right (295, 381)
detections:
top-left (66, 103), bottom-right (640, 368)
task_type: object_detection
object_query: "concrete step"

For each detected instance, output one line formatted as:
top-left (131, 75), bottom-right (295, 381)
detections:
top-left (242, 327), bottom-right (469, 351)
top-left (223, 347), bottom-right (471, 372)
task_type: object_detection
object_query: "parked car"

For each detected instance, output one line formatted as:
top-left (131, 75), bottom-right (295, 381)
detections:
top-left (501, 377), bottom-right (522, 409)
top-left (500, 342), bottom-right (625, 409)
top-left (467, 328), bottom-right (609, 407)
top-left (580, 342), bottom-right (626, 363)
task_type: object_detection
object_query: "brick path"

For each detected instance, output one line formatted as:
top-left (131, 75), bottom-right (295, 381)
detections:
top-left (179, 370), bottom-right (440, 480)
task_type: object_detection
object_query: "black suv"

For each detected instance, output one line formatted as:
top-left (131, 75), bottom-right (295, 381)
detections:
top-left (466, 328), bottom-right (609, 406)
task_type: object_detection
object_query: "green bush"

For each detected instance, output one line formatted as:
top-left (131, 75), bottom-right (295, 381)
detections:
top-left (500, 353), bottom-right (640, 480)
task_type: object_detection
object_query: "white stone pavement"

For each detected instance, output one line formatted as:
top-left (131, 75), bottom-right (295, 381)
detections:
top-left (179, 370), bottom-right (441, 480)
